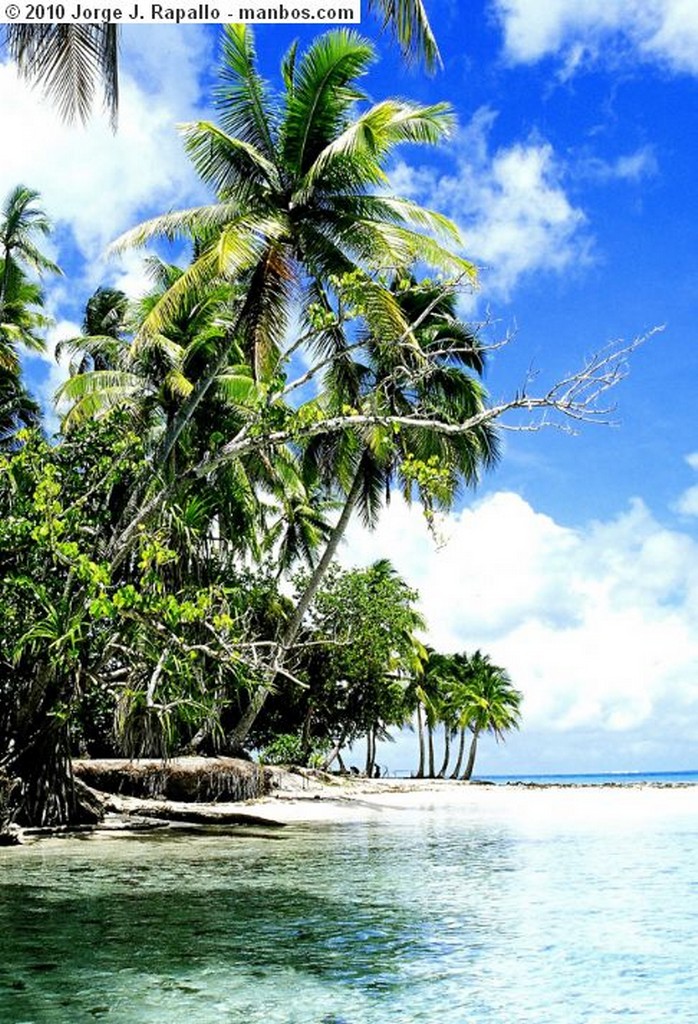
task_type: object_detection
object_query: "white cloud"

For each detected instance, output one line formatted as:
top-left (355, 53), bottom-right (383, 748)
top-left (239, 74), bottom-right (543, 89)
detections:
top-left (0, 25), bottom-right (212, 267)
top-left (391, 108), bottom-right (590, 297)
top-left (341, 489), bottom-right (698, 746)
top-left (674, 486), bottom-right (698, 518)
top-left (673, 453), bottom-right (698, 516)
top-left (576, 146), bottom-right (658, 184)
top-left (493, 0), bottom-right (698, 76)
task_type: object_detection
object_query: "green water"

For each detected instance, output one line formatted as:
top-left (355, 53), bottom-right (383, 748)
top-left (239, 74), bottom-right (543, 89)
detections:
top-left (1, 797), bottom-right (697, 1023)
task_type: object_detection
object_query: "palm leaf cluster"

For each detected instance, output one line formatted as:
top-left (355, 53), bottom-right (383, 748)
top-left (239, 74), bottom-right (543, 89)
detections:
top-left (112, 25), bottom-right (471, 386)
top-left (415, 649), bottom-right (523, 780)
top-left (4, 24), bottom-right (118, 126)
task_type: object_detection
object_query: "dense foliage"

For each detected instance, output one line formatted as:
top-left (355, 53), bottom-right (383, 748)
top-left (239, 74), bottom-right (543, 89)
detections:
top-left (0, 25), bottom-right (549, 829)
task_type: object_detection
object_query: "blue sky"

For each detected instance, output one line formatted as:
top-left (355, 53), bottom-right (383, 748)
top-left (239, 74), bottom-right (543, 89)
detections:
top-left (2, 1), bottom-right (698, 774)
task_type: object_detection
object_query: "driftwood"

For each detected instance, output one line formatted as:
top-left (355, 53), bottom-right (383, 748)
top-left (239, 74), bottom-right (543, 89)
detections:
top-left (103, 793), bottom-right (286, 828)
top-left (73, 757), bottom-right (271, 803)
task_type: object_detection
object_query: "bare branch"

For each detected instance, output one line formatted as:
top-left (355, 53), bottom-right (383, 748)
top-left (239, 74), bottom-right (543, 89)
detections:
top-left (196, 330), bottom-right (659, 477)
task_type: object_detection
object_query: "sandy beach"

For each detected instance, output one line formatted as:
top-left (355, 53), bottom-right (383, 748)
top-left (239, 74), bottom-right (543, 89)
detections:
top-left (243, 775), bottom-right (698, 826)
top-left (85, 772), bottom-right (698, 834)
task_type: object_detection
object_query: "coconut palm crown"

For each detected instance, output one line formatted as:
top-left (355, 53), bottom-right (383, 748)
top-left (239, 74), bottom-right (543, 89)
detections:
top-left (111, 26), bottom-right (472, 387)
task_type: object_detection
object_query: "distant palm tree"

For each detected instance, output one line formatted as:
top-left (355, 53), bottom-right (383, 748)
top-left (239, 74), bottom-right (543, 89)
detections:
top-left (454, 651), bottom-right (523, 781)
top-left (3, 3), bottom-right (439, 127)
top-left (0, 185), bottom-right (60, 308)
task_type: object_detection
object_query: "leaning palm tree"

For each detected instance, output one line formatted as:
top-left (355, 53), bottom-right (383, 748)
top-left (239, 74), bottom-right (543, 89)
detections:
top-left (3, 4), bottom-right (438, 127)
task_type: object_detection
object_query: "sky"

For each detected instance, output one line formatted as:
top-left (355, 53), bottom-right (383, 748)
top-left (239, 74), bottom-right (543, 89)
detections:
top-left (2, 0), bottom-right (698, 775)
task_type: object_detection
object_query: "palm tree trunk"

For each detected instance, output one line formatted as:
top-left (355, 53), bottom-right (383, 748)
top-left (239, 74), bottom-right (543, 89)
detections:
top-left (416, 703), bottom-right (425, 778)
top-left (365, 727), bottom-right (374, 777)
top-left (437, 726), bottom-right (450, 778)
top-left (322, 724), bottom-right (349, 771)
top-left (450, 727), bottom-right (466, 779)
top-left (427, 720), bottom-right (435, 778)
top-left (461, 724), bottom-right (481, 781)
top-left (228, 464), bottom-right (365, 751)
top-left (300, 704), bottom-right (314, 764)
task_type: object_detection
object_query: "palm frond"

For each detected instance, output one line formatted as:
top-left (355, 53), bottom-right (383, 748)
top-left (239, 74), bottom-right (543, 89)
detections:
top-left (5, 24), bottom-right (119, 127)
top-left (282, 29), bottom-right (375, 175)
top-left (180, 121), bottom-right (281, 195)
top-left (367, 0), bottom-right (441, 71)
top-left (215, 24), bottom-right (277, 161)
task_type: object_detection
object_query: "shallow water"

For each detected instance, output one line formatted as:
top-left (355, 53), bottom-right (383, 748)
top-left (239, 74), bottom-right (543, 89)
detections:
top-left (1, 796), bottom-right (697, 1023)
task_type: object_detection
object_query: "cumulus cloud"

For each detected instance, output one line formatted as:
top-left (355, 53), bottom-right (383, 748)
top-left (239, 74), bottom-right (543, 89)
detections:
top-left (341, 489), bottom-right (698, 745)
top-left (492, 0), bottom-right (698, 76)
top-left (0, 25), bottom-right (212, 264)
top-left (391, 108), bottom-right (590, 297)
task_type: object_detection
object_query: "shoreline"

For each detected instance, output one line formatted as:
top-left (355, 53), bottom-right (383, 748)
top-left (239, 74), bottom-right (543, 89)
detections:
top-left (5, 772), bottom-right (697, 845)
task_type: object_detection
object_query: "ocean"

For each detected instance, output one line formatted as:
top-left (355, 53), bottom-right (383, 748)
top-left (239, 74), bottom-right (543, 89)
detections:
top-left (1, 785), bottom-right (697, 1023)
top-left (477, 769), bottom-right (698, 785)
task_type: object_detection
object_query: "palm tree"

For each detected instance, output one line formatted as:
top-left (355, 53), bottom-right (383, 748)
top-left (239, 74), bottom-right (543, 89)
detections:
top-left (3, 3), bottom-right (438, 127)
top-left (452, 651), bottom-right (523, 781)
top-left (0, 374), bottom-right (41, 449)
top-left (227, 272), bottom-right (498, 750)
top-left (0, 186), bottom-right (61, 295)
top-left (57, 264), bottom-right (336, 580)
top-left (110, 26), bottom-right (470, 469)
top-left (0, 186), bottom-right (61, 447)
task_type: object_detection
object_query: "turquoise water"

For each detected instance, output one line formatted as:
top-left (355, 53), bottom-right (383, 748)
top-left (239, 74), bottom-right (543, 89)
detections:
top-left (1, 794), bottom-right (697, 1023)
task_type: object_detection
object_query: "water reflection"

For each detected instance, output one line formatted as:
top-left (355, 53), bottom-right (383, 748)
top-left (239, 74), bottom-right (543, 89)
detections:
top-left (0, 808), bottom-right (695, 1023)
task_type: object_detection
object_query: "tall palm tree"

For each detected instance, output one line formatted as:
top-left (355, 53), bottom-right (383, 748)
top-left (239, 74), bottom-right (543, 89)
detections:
top-left (3, 4), bottom-right (438, 127)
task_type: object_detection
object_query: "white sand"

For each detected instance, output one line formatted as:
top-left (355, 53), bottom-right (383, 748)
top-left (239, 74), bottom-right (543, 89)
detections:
top-left (241, 777), bottom-right (698, 827)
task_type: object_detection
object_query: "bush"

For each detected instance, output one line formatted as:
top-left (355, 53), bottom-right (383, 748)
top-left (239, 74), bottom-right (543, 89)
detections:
top-left (259, 733), bottom-right (305, 766)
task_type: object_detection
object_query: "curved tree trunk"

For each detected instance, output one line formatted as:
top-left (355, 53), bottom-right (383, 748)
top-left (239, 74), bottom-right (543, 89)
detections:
top-left (437, 726), bottom-right (451, 778)
top-left (450, 727), bottom-right (467, 779)
top-left (300, 704), bottom-right (314, 764)
top-left (461, 724), bottom-right (481, 781)
top-left (228, 464), bottom-right (365, 752)
top-left (322, 724), bottom-right (349, 771)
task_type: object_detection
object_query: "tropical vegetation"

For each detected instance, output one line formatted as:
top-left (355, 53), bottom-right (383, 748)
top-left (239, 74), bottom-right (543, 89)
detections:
top-left (0, 20), bottom-right (641, 835)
